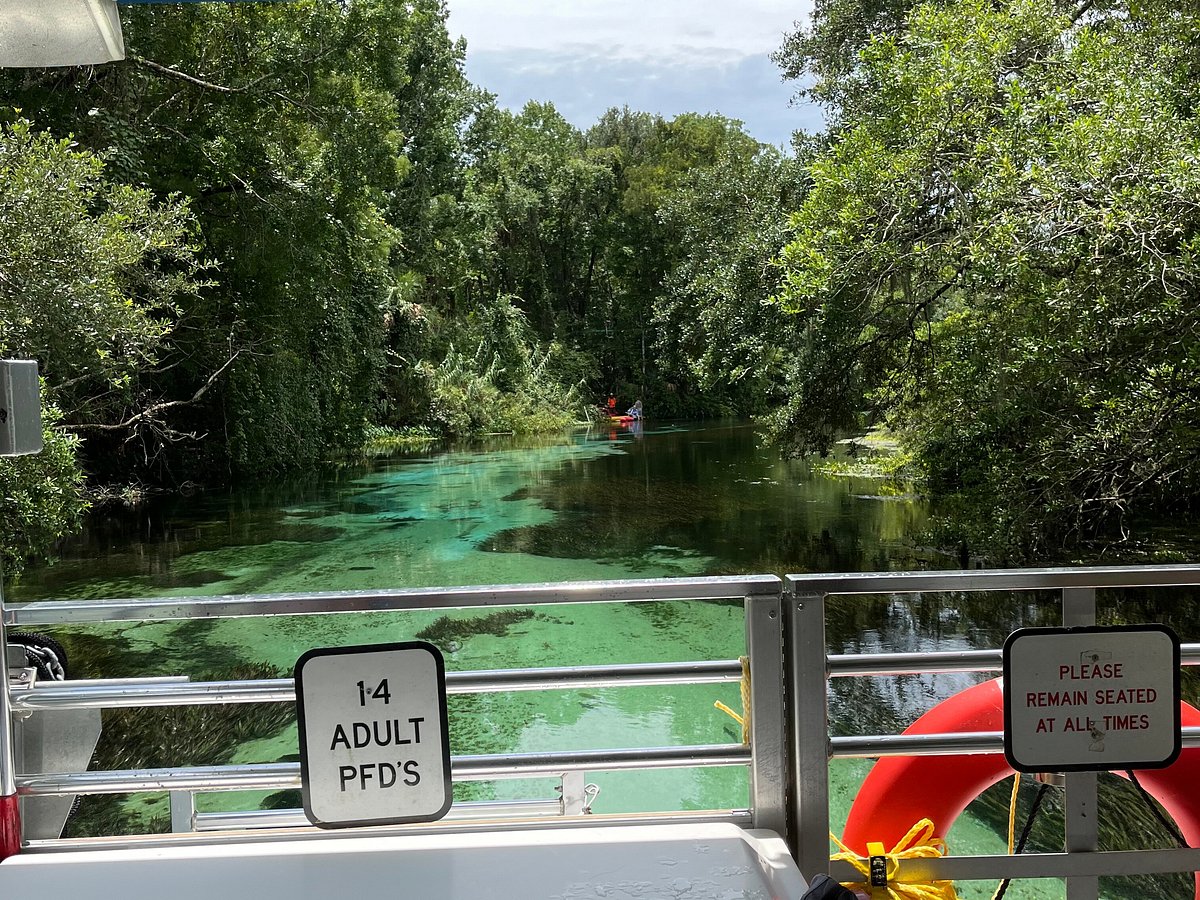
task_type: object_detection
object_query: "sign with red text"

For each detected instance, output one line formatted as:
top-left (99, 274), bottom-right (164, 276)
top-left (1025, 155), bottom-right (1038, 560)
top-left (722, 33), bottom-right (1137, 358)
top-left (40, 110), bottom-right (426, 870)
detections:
top-left (1003, 625), bottom-right (1180, 773)
top-left (295, 641), bottom-right (451, 828)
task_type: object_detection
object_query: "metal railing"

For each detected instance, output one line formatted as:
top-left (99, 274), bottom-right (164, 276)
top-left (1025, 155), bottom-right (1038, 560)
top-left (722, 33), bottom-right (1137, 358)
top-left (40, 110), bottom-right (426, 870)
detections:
top-left (5, 565), bottom-right (1200, 899)
top-left (1, 575), bottom-right (788, 850)
top-left (786, 565), bottom-right (1200, 900)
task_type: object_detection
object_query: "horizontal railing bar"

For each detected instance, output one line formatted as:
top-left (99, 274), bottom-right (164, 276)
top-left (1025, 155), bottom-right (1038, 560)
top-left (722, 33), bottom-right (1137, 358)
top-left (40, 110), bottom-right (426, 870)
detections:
top-left (27, 565), bottom-right (1200, 626)
top-left (51, 677), bottom-right (191, 686)
top-left (452, 661), bottom-right (742, 691)
top-left (22, 809), bottom-right (755, 854)
top-left (16, 744), bottom-right (750, 796)
top-left (832, 847), bottom-right (1200, 882)
top-left (830, 645), bottom-right (1200, 675)
top-left (11, 661), bottom-right (742, 710)
top-left (19, 762), bottom-right (298, 796)
top-left (193, 799), bottom-right (565, 831)
top-left (831, 731), bottom-right (1005, 757)
top-left (788, 564), bottom-right (1200, 596)
top-left (832, 727), bottom-right (1200, 758)
top-left (5, 575), bottom-right (782, 626)
top-left (829, 649), bottom-right (1001, 676)
top-left (458, 745), bottom-right (750, 778)
top-left (17, 644), bottom-right (1200, 709)
top-left (14, 679), bottom-right (292, 710)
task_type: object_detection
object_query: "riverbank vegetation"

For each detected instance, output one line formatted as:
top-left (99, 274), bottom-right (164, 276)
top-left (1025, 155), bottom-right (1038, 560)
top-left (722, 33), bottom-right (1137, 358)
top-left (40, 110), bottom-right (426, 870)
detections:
top-left (2, 0), bottom-right (1199, 570)
top-left (772, 0), bottom-right (1200, 558)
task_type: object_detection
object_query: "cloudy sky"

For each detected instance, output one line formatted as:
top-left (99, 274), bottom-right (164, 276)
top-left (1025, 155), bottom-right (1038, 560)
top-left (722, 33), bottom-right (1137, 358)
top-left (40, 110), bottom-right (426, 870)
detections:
top-left (445, 1), bottom-right (821, 149)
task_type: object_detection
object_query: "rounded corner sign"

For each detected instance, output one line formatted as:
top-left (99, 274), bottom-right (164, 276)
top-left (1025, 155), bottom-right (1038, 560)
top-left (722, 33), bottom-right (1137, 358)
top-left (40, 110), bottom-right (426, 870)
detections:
top-left (294, 640), bottom-right (451, 829)
top-left (1002, 624), bottom-right (1181, 774)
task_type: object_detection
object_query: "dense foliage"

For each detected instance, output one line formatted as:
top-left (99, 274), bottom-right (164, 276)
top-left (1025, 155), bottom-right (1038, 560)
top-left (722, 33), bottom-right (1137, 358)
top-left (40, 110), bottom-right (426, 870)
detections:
top-left (0, 119), bottom-right (202, 574)
top-left (0, 0), bottom-right (783, 572)
top-left (5, 0), bottom-right (1200, 569)
top-left (772, 0), bottom-right (1200, 556)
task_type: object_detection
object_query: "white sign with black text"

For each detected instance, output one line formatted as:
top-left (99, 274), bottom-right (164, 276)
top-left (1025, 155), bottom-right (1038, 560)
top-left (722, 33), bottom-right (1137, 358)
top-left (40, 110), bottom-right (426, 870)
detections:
top-left (295, 641), bottom-right (451, 828)
top-left (1003, 625), bottom-right (1180, 773)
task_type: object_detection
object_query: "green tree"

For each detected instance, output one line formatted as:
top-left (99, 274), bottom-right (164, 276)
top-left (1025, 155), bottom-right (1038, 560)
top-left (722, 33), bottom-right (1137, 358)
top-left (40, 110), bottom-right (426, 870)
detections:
top-left (585, 109), bottom-right (767, 413)
top-left (0, 402), bottom-right (87, 580)
top-left (0, 0), bottom-right (462, 475)
top-left (0, 118), bottom-right (203, 572)
top-left (774, 0), bottom-right (1200, 555)
top-left (655, 147), bottom-right (803, 415)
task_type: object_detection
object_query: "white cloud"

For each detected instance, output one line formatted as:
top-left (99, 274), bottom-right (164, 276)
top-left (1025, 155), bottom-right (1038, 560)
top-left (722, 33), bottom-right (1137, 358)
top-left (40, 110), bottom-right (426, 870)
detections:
top-left (447, 1), bottom-right (822, 147)
top-left (447, 0), bottom-right (812, 66)
top-left (464, 50), bottom-right (822, 148)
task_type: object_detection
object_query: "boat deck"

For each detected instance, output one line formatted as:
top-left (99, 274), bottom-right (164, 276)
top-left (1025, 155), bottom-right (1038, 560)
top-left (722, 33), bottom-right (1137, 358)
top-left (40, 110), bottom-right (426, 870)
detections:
top-left (0, 823), bottom-right (806, 899)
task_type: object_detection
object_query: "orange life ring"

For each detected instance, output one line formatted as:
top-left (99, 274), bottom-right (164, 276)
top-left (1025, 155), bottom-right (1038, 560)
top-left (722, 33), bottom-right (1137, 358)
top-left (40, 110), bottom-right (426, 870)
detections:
top-left (841, 678), bottom-right (1200, 895)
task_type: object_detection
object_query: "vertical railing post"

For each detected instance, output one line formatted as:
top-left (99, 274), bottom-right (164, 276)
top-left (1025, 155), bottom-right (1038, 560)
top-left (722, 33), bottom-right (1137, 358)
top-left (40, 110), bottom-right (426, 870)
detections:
top-left (745, 580), bottom-right (786, 837)
top-left (0, 569), bottom-right (21, 859)
top-left (0, 360), bottom-right (43, 858)
top-left (1062, 586), bottom-right (1099, 900)
top-left (560, 772), bottom-right (588, 816)
top-left (785, 578), bottom-right (830, 881)
top-left (169, 790), bottom-right (195, 834)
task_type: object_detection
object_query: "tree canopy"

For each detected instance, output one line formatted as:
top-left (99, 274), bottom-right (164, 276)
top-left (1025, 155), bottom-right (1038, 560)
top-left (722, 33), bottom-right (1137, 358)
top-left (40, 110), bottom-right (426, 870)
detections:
top-left (6, 0), bottom-right (1200, 570)
top-left (772, 0), bottom-right (1200, 554)
top-left (0, 0), bottom-right (783, 572)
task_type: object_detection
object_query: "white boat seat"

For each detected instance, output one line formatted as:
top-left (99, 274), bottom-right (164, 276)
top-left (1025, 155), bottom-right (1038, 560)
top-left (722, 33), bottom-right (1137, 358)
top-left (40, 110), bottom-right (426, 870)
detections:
top-left (0, 823), bottom-right (808, 899)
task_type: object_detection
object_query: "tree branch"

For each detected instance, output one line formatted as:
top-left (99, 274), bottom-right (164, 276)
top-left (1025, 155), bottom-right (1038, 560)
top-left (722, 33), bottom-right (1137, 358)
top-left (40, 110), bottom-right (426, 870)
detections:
top-left (128, 56), bottom-right (310, 112)
top-left (130, 56), bottom-right (245, 94)
top-left (1069, 0), bottom-right (1096, 24)
top-left (67, 351), bottom-right (240, 436)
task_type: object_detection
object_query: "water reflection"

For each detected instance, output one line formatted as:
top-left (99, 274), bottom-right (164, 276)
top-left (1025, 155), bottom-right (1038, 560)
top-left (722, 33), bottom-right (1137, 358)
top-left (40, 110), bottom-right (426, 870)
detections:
top-left (11, 423), bottom-right (1190, 897)
top-left (11, 422), bottom-right (936, 600)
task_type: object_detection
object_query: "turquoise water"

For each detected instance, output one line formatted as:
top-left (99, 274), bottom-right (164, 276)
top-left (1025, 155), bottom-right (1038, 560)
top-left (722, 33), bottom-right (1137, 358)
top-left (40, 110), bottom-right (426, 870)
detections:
top-left (9, 422), bottom-right (1180, 898)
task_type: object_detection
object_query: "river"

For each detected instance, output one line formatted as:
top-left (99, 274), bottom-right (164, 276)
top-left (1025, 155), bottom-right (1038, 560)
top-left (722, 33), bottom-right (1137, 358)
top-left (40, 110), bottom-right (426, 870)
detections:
top-left (8, 421), bottom-right (1188, 899)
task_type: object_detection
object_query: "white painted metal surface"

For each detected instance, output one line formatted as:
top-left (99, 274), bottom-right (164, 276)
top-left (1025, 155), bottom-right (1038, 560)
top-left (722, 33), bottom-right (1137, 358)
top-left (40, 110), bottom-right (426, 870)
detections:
top-left (0, 824), bottom-right (807, 899)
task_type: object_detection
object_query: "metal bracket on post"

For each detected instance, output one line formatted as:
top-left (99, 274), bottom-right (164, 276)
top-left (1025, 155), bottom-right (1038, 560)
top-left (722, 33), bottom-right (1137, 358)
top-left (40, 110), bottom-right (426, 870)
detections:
top-left (1062, 587), bottom-right (1099, 900)
top-left (745, 582), bottom-right (787, 838)
top-left (170, 791), bottom-right (196, 834)
top-left (784, 581), bottom-right (831, 882)
top-left (560, 772), bottom-right (588, 816)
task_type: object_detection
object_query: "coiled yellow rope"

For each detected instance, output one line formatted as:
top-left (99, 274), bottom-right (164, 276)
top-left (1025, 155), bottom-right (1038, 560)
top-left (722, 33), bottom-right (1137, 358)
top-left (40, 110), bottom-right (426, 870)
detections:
top-left (830, 818), bottom-right (959, 899)
top-left (713, 655), bottom-right (752, 744)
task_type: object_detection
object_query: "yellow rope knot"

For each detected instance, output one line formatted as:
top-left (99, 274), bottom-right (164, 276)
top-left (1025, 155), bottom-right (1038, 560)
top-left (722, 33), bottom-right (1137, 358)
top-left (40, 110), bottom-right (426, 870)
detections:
top-left (713, 655), bottom-right (752, 744)
top-left (830, 818), bottom-right (959, 900)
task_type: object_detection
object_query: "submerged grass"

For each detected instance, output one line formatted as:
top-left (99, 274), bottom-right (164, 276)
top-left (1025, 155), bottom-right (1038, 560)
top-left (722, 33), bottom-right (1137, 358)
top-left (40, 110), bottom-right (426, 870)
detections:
top-left (63, 662), bottom-right (294, 838)
top-left (415, 609), bottom-right (536, 650)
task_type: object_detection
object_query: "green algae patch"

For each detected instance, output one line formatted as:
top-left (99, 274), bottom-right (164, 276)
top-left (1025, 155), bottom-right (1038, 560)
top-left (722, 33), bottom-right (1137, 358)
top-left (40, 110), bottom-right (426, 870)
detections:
top-left (63, 662), bottom-right (294, 838)
top-left (416, 608), bottom-right (537, 650)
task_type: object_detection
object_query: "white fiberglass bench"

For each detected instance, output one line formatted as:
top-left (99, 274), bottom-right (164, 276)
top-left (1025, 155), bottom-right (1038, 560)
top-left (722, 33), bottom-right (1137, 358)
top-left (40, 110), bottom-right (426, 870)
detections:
top-left (0, 823), bottom-right (808, 899)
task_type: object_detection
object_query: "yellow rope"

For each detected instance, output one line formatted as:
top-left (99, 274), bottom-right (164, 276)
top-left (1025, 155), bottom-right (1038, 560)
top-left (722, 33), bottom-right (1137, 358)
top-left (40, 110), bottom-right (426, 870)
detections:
top-left (1006, 774), bottom-right (1020, 855)
top-left (712, 655), bottom-right (752, 744)
top-left (739, 655), bottom-right (751, 742)
top-left (989, 775), bottom-right (1023, 900)
top-left (830, 819), bottom-right (959, 899)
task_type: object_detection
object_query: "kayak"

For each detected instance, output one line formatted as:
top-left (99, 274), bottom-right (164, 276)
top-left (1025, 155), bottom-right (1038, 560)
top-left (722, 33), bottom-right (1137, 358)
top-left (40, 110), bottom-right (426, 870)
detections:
top-left (607, 415), bottom-right (636, 424)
